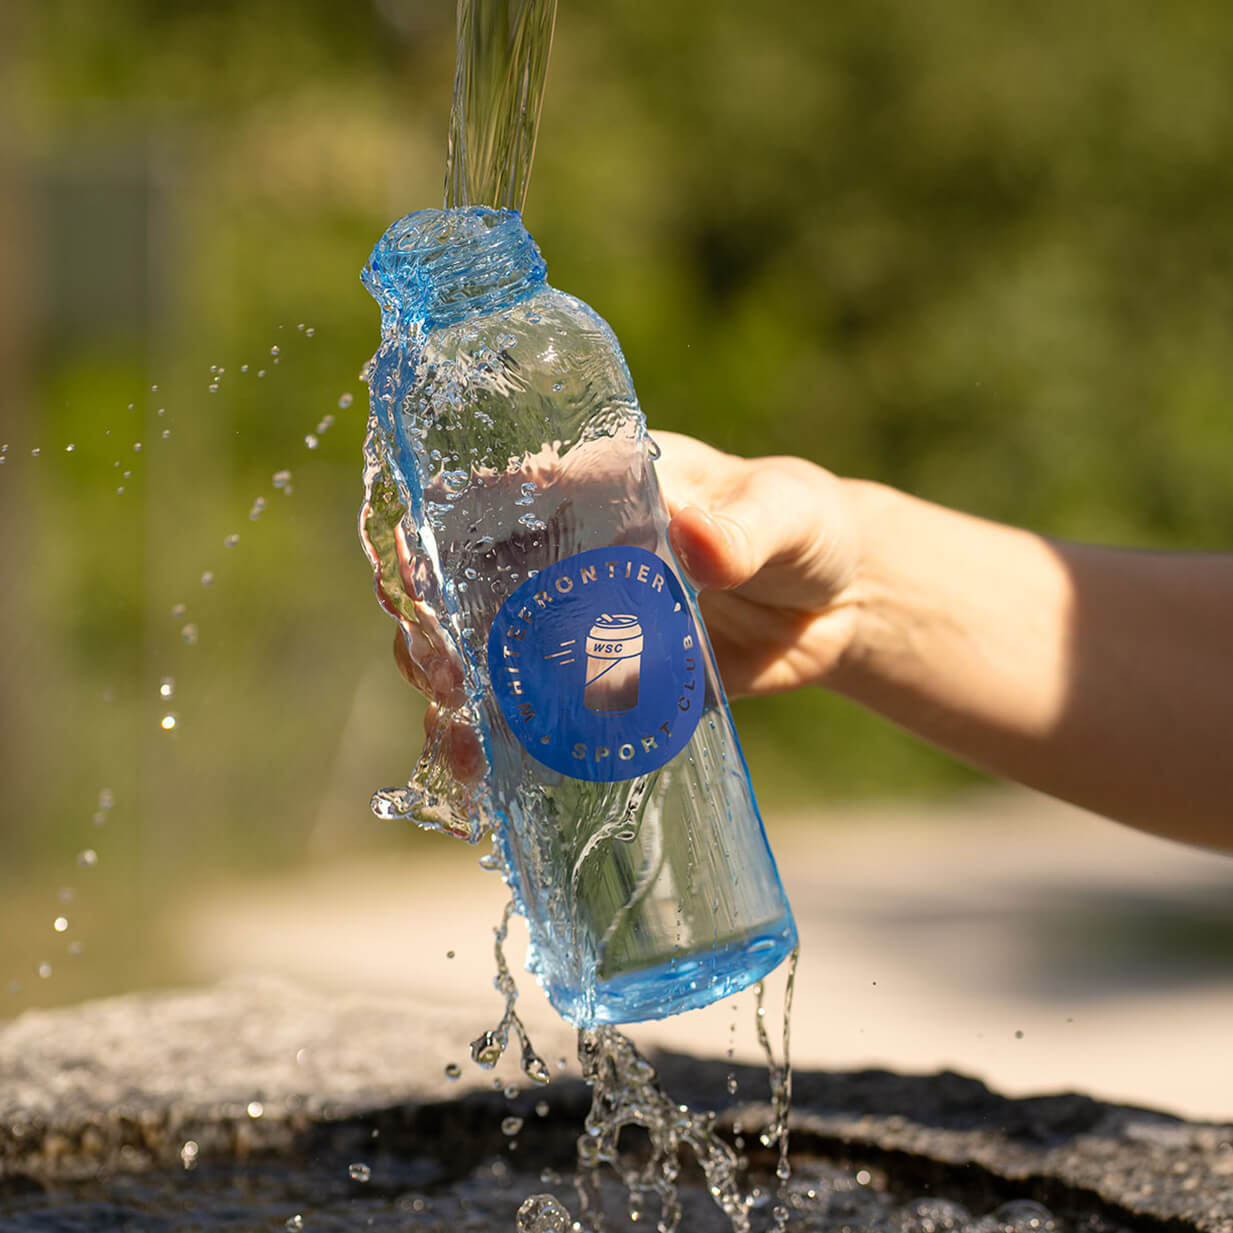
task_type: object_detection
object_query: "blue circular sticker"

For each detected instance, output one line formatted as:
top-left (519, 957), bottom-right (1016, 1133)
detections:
top-left (487, 545), bottom-right (703, 782)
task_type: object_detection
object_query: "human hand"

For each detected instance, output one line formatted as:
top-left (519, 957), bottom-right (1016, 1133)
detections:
top-left (373, 509), bottom-right (486, 809)
top-left (388, 429), bottom-right (868, 785)
top-left (654, 431), bottom-right (867, 697)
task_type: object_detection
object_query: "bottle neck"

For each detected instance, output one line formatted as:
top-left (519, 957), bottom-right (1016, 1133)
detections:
top-left (363, 207), bottom-right (547, 332)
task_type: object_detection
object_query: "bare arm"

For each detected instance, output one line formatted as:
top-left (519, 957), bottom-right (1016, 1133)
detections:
top-left (656, 432), bottom-right (1233, 850)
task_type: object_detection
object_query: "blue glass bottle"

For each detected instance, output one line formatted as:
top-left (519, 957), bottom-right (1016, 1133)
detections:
top-left (360, 207), bottom-right (796, 1026)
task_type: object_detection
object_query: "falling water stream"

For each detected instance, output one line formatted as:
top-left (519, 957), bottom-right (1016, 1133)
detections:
top-left (446, 0), bottom-right (557, 213)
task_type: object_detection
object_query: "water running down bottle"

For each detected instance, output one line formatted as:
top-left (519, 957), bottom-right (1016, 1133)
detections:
top-left (360, 206), bottom-right (796, 1027)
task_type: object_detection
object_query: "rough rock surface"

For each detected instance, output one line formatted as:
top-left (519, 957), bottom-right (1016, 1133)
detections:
top-left (2, 981), bottom-right (1231, 1231)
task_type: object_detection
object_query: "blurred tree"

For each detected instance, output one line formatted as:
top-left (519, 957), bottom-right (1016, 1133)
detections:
top-left (7, 0), bottom-right (1233, 932)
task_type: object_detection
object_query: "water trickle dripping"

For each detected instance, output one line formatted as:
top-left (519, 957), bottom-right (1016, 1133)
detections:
top-left (754, 947), bottom-right (798, 1228)
top-left (468, 889), bottom-right (550, 1086)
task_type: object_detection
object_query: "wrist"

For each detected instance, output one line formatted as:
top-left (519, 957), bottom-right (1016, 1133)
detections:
top-left (823, 477), bottom-right (920, 697)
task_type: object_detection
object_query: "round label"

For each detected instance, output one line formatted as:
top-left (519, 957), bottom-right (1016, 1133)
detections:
top-left (487, 545), bottom-right (703, 781)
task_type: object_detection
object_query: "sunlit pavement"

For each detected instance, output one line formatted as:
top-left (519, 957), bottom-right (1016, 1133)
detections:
top-left (177, 787), bottom-right (1233, 1122)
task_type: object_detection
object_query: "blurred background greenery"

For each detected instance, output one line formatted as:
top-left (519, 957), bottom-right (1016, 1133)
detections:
top-left (3, 0), bottom-right (1233, 1009)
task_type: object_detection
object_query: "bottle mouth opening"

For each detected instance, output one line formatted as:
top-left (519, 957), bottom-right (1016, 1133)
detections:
top-left (362, 206), bottom-right (547, 331)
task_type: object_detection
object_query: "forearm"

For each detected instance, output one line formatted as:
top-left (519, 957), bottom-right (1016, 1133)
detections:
top-left (829, 481), bottom-right (1233, 848)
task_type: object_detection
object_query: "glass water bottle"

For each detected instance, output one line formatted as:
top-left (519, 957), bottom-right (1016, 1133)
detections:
top-left (360, 206), bottom-right (796, 1026)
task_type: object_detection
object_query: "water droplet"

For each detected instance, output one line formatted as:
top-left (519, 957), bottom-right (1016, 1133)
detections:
top-left (516, 1194), bottom-right (571, 1233)
top-left (501, 1117), bottom-right (524, 1136)
top-left (726, 1074), bottom-right (739, 1095)
top-left (249, 497), bottom-right (266, 521)
top-left (305, 327), bottom-right (314, 337)
top-left (444, 1062), bottom-right (462, 1080)
top-left (470, 1030), bottom-right (503, 1068)
top-left (257, 369), bottom-right (266, 378)
top-left (1015, 1029), bottom-right (1024, 1039)
top-left (161, 429), bottom-right (170, 439)
top-left (159, 678), bottom-right (175, 699)
top-left (270, 345), bottom-right (280, 357)
top-left (160, 713), bottom-right (178, 732)
top-left (172, 603), bottom-right (187, 619)
top-left (76, 849), bottom-right (98, 869)
top-left (338, 392), bottom-right (353, 409)
top-left (58, 888), bottom-right (74, 904)
top-left (503, 1084), bottom-right (519, 1100)
top-left (348, 1162), bottom-right (371, 1183)
top-left (181, 624), bottom-right (199, 646)
top-left (240, 365), bottom-right (249, 374)
top-left (518, 513), bottom-right (546, 531)
top-left (304, 434), bottom-right (319, 450)
top-left (157, 407), bottom-right (166, 416)
top-left (855, 1169), bottom-right (871, 1186)
top-left (99, 789), bottom-right (114, 810)
top-left (133, 442), bottom-right (143, 452)
top-left (551, 382), bottom-right (563, 392)
top-left (67, 941), bottom-right (83, 957)
top-left (208, 383), bottom-right (219, 393)
top-left (151, 384), bottom-right (159, 392)
top-left (315, 414), bottom-right (335, 434)
top-left (53, 917), bottom-right (68, 933)
top-left (65, 443), bottom-right (75, 452)
top-left (201, 570), bottom-right (214, 587)
top-left (446, 949), bottom-right (455, 959)
top-left (247, 1100), bottom-right (264, 1119)
top-left (515, 482), bottom-right (536, 505)
top-left (272, 469), bottom-right (292, 489)
top-left (31, 447), bottom-right (40, 457)
top-left (521, 1044), bottom-right (550, 1086)
top-left (284, 1216), bottom-right (304, 1232)
top-left (37, 962), bottom-right (52, 979)
top-left (535, 1100), bottom-right (549, 1118)
top-left (992, 1199), bottom-right (1058, 1232)
top-left (180, 1140), bottom-right (199, 1170)
top-left (224, 533), bottom-right (239, 548)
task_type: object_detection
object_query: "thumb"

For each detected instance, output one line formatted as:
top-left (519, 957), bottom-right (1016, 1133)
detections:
top-left (669, 467), bottom-right (795, 590)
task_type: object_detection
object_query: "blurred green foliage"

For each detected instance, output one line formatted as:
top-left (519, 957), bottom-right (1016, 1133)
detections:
top-left (5, 0), bottom-right (1233, 1001)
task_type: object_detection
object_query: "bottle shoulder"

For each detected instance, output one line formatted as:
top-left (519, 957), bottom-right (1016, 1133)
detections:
top-left (421, 285), bottom-right (638, 404)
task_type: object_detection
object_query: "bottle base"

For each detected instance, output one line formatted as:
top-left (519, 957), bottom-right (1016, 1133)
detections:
top-left (544, 912), bottom-right (798, 1028)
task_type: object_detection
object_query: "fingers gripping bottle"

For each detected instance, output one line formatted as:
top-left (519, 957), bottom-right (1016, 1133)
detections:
top-left (360, 207), bottom-right (796, 1026)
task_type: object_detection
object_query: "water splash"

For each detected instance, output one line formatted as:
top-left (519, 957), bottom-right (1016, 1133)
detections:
top-left (574, 1027), bottom-right (752, 1233)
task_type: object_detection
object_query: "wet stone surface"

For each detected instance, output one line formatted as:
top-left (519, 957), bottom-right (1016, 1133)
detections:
top-left (1, 982), bottom-right (1231, 1231)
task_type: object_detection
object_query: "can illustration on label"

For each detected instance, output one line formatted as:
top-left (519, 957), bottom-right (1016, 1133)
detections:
top-left (487, 544), bottom-right (703, 782)
top-left (583, 614), bottom-right (643, 713)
